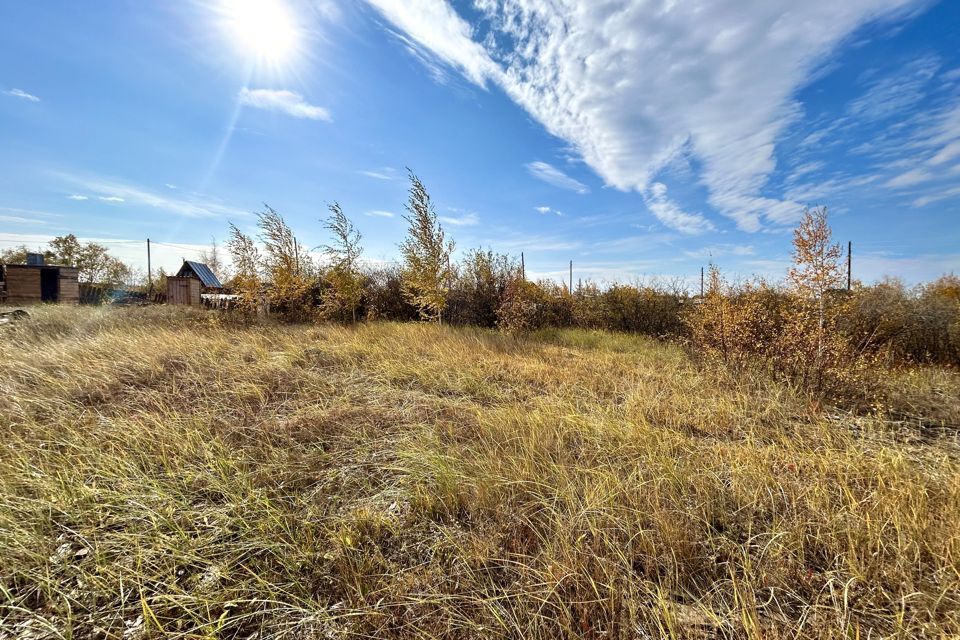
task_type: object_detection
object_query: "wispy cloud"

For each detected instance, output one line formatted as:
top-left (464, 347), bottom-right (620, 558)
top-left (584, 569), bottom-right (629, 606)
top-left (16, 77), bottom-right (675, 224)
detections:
top-left (66, 194), bottom-right (88, 201)
top-left (365, 209), bottom-right (396, 218)
top-left (846, 55), bottom-right (939, 122)
top-left (360, 167), bottom-right (397, 180)
top-left (439, 211), bottom-right (479, 226)
top-left (0, 215), bottom-right (44, 225)
top-left (4, 88), bottom-right (39, 102)
top-left (913, 185), bottom-right (960, 207)
top-left (525, 162), bottom-right (589, 194)
top-left (56, 173), bottom-right (249, 218)
top-left (644, 183), bottom-right (715, 235)
top-left (683, 244), bottom-right (755, 259)
top-left (238, 88), bottom-right (331, 121)
top-left (164, 183), bottom-right (177, 190)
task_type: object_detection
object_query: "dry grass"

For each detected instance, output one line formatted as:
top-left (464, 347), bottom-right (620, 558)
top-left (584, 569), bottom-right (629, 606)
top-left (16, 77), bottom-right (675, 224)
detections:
top-left (1, 306), bottom-right (958, 639)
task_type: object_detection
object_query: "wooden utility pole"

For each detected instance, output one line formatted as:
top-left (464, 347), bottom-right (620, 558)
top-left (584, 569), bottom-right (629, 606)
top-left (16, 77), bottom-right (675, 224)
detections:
top-left (569, 260), bottom-right (573, 294)
top-left (147, 238), bottom-right (152, 294)
top-left (847, 241), bottom-right (852, 292)
top-left (520, 252), bottom-right (525, 281)
top-left (700, 266), bottom-right (704, 298)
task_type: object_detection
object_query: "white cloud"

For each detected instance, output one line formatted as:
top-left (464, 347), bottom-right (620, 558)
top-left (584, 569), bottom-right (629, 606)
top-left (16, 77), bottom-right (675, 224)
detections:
top-left (364, 0), bottom-right (500, 87)
top-left (66, 194), bottom-right (88, 200)
top-left (683, 244), bottom-right (755, 259)
top-left (0, 215), bottom-right (43, 225)
top-left (4, 88), bottom-right (39, 102)
top-left (365, 209), bottom-right (396, 217)
top-left (238, 88), bottom-right (331, 121)
top-left (885, 168), bottom-right (934, 189)
top-left (846, 55), bottom-right (939, 122)
top-left (534, 205), bottom-right (562, 216)
top-left (365, 0), bottom-right (921, 231)
top-left (439, 211), bottom-right (479, 226)
top-left (165, 183), bottom-right (177, 190)
top-left (56, 173), bottom-right (249, 218)
top-left (913, 186), bottom-right (960, 207)
top-left (644, 183), bottom-right (715, 235)
top-left (360, 168), bottom-right (397, 180)
top-left (525, 161), bottom-right (588, 194)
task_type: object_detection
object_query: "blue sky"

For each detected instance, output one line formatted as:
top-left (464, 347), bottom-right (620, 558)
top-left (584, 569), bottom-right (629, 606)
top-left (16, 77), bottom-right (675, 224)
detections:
top-left (1, 0), bottom-right (959, 285)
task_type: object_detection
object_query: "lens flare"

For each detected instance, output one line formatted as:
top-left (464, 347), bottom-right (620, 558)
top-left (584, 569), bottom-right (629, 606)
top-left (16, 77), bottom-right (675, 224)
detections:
top-left (219, 0), bottom-right (299, 64)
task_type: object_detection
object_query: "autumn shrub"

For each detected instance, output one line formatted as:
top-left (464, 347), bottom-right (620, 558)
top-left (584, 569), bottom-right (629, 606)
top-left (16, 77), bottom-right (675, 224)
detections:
top-left (497, 278), bottom-right (557, 333)
top-left (319, 203), bottom-right (365, 323)
top-left (685, 209), bottom-right (880, 401)
top-left (399, 172), bottom-right (455, 323)
top-left (445, 249), bottom-right (516, 327)
top-left (363, 265), bottom-right (419, 321)
top-left (684, 266), bottom-right (777, 368)
top-left (226, 207), bottom-right (319, 321)
top-left (596, 283), bottom-right (686, 337)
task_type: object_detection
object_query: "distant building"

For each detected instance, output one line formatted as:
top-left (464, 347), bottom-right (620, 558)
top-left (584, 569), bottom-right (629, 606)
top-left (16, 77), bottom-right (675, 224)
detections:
top-left (0, 254), bottom-right (79, 305)
top-left (167, 260), bottom-right (223, 306)
top-left (176, 260), bottom-right (224, 291)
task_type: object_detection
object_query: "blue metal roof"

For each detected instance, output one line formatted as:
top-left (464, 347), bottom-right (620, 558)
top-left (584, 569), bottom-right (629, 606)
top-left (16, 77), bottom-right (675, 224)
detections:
top-left (177, 261), bottom-right (223, 289)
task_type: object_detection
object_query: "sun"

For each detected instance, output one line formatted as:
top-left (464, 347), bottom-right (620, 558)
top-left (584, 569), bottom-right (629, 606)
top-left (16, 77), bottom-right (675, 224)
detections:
top-left (218, 0), bottom-right (300, 65)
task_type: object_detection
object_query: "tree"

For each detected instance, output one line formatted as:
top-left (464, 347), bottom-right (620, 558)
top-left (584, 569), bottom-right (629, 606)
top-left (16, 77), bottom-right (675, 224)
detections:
top-left (399, 171), bottom-right (455, 323)
top-left (2, 235), bottom-right (130, 284)
top-left (787, 207), bottom-right (843, 359)
top-left (198, 236), bottom-right (229, 283)
top-left (1, 245), bottom-right (55, 265)
top-left (227, 223), bottom-right (262, 311)
top-left (48, 235), bottom-right (131, 284)
top-left (320, 202), bottom-right (364, 322)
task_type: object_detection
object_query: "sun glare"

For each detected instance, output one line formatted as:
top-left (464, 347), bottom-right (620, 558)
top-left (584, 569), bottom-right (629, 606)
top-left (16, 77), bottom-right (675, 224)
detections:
top-left (219, 0), bottom-right (299, 64)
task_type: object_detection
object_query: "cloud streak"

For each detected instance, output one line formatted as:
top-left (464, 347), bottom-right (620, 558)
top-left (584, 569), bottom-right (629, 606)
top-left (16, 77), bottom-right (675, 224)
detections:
top-left (644, 183), bottom-right (715, 235)
top-left (56, 173), bottom-right (249, 218)
top-left (238, 88), bottom-right (331, 121)
top-left (4, 88), bottom-right (39, 102)
top-left (525, 162), bottom-right (588, 194)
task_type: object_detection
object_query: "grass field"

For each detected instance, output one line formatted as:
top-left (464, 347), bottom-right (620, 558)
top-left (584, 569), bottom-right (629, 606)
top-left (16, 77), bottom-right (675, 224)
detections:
top-left (1, 306), bottom-right (959, 639)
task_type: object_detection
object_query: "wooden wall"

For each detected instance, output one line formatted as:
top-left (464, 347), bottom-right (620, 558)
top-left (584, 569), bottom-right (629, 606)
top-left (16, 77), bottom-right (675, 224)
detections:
top-left (58, 268), bottom-right (80, 305)
top-left (5, 266), bottom-right (42, 304)
top-left (3, 265), bottom-right (80, 304)
top-left (167, 276), bottom-right (201, 305)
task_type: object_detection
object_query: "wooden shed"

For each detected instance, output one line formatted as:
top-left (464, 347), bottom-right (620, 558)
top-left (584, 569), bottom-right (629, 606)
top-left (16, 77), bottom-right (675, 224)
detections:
top-left (1, 263), bottom-right (80, 304)
top-left (175, 261), bottom-right (223, 291)
top-left (166, 276), bottom-right (202, 306)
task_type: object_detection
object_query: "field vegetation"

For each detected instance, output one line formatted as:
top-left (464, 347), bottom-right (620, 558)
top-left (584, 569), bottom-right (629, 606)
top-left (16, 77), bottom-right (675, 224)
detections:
top-left (3, 175), bottom-right (960, 637)
top-left (1, 306), bottom-right (959, 638)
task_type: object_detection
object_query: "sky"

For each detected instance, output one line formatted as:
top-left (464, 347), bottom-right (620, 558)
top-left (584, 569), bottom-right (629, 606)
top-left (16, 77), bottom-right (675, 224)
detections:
top-left (1, 0), bottom-right (959, 286)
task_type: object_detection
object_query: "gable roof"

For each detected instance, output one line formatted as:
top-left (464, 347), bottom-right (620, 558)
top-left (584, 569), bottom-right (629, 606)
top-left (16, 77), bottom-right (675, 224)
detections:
top-left (177, 261), bottom-right (223, 289)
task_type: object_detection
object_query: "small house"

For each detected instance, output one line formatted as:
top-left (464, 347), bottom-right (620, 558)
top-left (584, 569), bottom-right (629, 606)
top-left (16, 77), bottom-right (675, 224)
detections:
top-left (166, 260), bottom-right (223, 306)
top-left (0, 254), bottom-right (79, 305)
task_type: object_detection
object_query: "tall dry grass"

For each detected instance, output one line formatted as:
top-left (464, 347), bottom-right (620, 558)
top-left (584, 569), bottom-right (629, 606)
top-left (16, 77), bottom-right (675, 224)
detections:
top-left (1, 306), bottom-right (958, 638)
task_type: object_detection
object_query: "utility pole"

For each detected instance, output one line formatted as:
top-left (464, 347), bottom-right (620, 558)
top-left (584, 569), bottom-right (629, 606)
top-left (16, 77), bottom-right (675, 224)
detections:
top-left (847, 241), bottom-right (852, 292)
top-left (700, 266), bottom-right (704, 298)
top-left (147, 238), bottom-right (152, 294)
top-left (569, 260), bottom-right (573, 294)
top-left (520, 252), bottom-right (525, 281)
